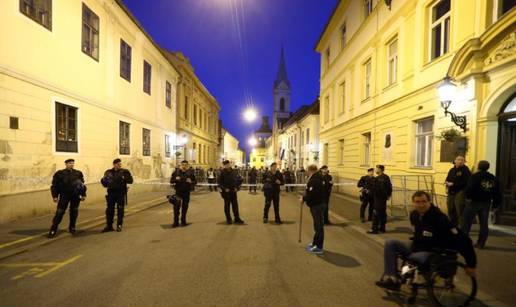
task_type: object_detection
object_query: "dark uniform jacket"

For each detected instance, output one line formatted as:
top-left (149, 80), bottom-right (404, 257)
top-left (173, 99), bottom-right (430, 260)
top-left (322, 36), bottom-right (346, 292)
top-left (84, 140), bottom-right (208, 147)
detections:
top-left (373, 173), bottom-right (392, 200)
top-left (465, 171), bottom-right (502, 208)
top-left (357, 175), bottom-right (375, 197)
top-left (51, 169), bottom-right (86, 198)
top-left (218, 168), bottom-right (240, 193)
top-left (410, 205), bottom-right (477, 268)
top-left (303, 173), bottom-right (326, 207)
top-left (445, 165), bottom-right (471, 195)
top-left (283, 171), bottom-right (294, 183)
top-left (320, 173), bottom-right (333, 201)
top-left (262, 171), bottom-right (284, 195)
top-left (170, 169), bottom-right (196, 195)
top-left (102, 168), bottom-right (133, 193)
top-left (249, 169), bottom-right (258, 183)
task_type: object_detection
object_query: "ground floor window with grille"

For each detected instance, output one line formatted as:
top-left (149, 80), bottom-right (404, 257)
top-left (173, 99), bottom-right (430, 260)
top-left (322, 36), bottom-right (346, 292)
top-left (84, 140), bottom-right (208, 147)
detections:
top-left (142, 128), bottom-right (151, 156)
top-left (165, 134), bottom-right (171, 158)
top-left (119, 121), bottom-right (130, 155)
top-left (415, 117), bottom-right (434, 167)
top-left (55, 102), bottom-right (78, 152)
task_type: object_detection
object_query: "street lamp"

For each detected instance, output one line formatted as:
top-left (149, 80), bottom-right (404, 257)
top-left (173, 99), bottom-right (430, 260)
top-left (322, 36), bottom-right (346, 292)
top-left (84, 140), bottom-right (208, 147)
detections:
top-left (243, 108), bottom-right (258, 123)
top-left (248, 136), bottom-right (257, 147)
top-left (438, 77), bottom-right (467, 132)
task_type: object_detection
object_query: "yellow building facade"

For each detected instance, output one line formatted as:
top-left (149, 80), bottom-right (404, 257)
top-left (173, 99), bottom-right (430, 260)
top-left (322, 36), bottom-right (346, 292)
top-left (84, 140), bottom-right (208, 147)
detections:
top-left (316, 0), bottom-right (515, 223)
top-left (221, 128), bottom-right (241, 165)
top-left (0, 0), bottom-right (180, 222)
top-left (164, 51), bottom-right (221, 169)
top-left (249, 147), bottom-right (267, 169)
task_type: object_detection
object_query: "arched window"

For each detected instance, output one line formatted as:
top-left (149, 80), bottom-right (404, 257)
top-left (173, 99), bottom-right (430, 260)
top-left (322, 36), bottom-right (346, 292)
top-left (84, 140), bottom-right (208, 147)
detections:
top-left (280, 98), bottom-right (285, 111)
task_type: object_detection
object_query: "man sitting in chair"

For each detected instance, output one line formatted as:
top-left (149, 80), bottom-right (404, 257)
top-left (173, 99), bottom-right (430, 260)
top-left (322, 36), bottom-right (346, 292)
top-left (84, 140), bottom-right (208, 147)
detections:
top-left (375, 191), bottom-right (477, 291)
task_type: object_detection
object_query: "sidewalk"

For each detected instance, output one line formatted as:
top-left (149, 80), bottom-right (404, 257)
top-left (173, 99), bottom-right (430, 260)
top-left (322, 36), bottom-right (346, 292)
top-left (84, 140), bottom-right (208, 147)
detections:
top-left (328, 192), bottom-right (516, 306)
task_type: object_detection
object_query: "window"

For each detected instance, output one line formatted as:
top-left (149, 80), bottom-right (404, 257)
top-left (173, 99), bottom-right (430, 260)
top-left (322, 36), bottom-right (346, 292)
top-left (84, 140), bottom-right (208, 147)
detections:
top-left (387, 38), bottom-right (398, 85)
top-left (280, 98), bottom-right (285, 111)
top-left (184, 96), bottom-right (189, 119)
top-left (415, 117), bottom-right (434, 167)
top-left (81, 4), bottom-right (99, 61)
top-left (165, 81), bottom-right (172, 108)
top-left (119, 121), bottom-right (130, 155)
top-left (164, 134), bottom-right (171, 158)
top-left (364, 59), bottom-right (372, 99)
top-left (325, 48), bottom-right (331, 69)
top-left (142, 128), bottom-right (151, 156)
top-left (120, 40), bottom-right (132, 82)
top-left (19, 0), bottom-right (52, 30)
top-left (55, 102), bottom-right (78, 152)
top-left (364, 0), bottom-right (374, 18)
top-left (340, 23), bottom-right (347, 49)
top-left (324, 96), bottom-right (330, 123)
top-left (193, 105), bottom-right (198, 125)
top-left (362, 132), bottom-right (371, 166)
top-left (430, 0), bottom-right (450, 60)
top-left (339, 82), bottom-right (346, 114)
top-left (495, 0), bottom-right (516, 19)
top-left (10, 117), bottom-right (19, 129)
top-left (306, 128), bottom-right (310, 145)
top-left (339, 139), bottom-right (345, 165)
top-left (143, 60), bottom-right (152, 95)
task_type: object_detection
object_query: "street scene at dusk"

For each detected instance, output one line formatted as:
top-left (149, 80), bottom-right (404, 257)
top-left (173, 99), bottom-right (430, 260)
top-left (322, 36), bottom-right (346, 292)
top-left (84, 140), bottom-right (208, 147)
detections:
top-left (1, 0), bottom-right (516, 306)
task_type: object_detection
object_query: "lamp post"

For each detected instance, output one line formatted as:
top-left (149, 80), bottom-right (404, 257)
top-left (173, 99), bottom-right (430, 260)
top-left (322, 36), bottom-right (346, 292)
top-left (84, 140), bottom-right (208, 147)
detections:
top-left (437, 77), bottom-right (467, 132)
top-left (243, 108), bottom-right (258, 123)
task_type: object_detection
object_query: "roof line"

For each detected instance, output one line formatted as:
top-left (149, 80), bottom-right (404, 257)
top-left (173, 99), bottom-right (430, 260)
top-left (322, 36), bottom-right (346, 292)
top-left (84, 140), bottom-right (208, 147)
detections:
top-left (314, 0), bottom-right (342, 51)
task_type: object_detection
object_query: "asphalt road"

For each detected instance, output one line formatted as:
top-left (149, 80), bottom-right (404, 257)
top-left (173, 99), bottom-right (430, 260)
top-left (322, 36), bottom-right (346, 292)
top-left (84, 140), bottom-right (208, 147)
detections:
top-left (0, 190), bottom-right (497, 307)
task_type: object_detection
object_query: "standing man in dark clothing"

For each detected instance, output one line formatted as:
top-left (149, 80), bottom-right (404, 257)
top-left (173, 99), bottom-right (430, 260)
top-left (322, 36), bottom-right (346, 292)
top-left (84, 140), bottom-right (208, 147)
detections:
top-left (170, 160), bottom-right (196, 227)
top-left (283, 168), bottom-right (294, 192)
top-left (301, 165), bottom-right (326, 254)
top-left (463, 160), bottom-right (502, 248)
top-left (248, 167), bottom-right (258, 194)
top-left (101, 158), bottom-right (133, 232)
top-left (319, 165), bottom-right (333, 225)
top-left (368, 165), bottom-right (392, 234)
top-left (358, 168), bottom-right (375, 223)
top-left (207, 168), bottom-right (216, 192)
top-left (262, 162), bottom-right (285, 224)
top-left (445, 155), bottom-right (471, 228)
top-left (218, 160), bottom-right (245, 224)
top-left (48, 159), bottom-right (86, 238)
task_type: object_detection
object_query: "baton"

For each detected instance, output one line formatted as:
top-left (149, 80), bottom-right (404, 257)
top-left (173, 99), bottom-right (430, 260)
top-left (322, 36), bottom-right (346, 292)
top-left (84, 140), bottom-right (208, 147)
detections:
top-left (298, 200), bottom-right (304, 243)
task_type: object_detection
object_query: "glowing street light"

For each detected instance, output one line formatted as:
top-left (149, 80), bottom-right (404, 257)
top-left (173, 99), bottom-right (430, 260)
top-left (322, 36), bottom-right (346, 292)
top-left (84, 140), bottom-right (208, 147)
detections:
top-left (243, 108), bottom-right (258, 123)
top-left (248, 137), bottom-right (258, 147)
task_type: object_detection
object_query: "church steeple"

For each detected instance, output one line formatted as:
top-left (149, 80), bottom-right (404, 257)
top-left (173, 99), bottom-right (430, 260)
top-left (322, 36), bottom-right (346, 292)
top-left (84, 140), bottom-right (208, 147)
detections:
top-left (274, 47), bottom-right (290, 89)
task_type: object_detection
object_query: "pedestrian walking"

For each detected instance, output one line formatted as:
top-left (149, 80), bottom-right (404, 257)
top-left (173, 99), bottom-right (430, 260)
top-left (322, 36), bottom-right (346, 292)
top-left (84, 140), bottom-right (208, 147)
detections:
top-left (218, 160), bottom-right (245, 224)
top-left (463, 160), bottom-right (502, 249)
top-left (320, 165), bottom-right (333, 225)
top-left (170, 160), bottom-right (196, 227)
top-left (445, 155), bottom-right (471, 228)
top-left (301, 164), bottom-right (326, 254)
top-left (368, 165), bottom-right (392, 234)
top-left (357, 168), bottom-right (375, 223)
top-left (248, 167), bottom-right (258, 193)
top-left (48, 159), bottom-right (86, 238)
top-left (207, 168), bottom-right (216, 192)
top-left (262, 162), bottom-right (285, 224)
top-left (100, 158), bottom-right (133, 232)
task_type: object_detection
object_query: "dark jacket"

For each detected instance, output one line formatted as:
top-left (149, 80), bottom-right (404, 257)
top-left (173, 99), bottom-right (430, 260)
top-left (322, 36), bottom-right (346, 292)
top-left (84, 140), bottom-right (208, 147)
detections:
top-left (101, 168), bottom-right (133, 193)
top-left (283, 171), bottom-right (294, 183)
top-left (373, 173), bottom-right (392, 200)
top-left (218, 168), bottom-right (240, 193)
top-left (51, 169), bottom-right (86, 198)
top-left (410, 205), bottom-right (477, 268)
top-left (262, 170), bottom-right (284, 195)
top-left (445, 165), bottom-right (471, 195)
top-left (320, 173), bottom-right (333, 200)
top-left (303, 173), bottom-right (326, 207)
top-left (170, 168), bottom-right (196, 195)
top-left (249, 169), bottom-right (258, 183)
top-left (465, 170), bottom-right (502, 208)
top-left (357, 175), bottom-right (375, 197)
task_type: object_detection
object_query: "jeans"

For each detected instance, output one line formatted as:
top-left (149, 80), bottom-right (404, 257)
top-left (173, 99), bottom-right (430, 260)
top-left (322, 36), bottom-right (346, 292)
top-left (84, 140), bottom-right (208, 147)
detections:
top-left (360, 194), bottom-right (374, 221)
top-left (223, 191), bottom-right (241, 221)
top-left (174, 192), bottom-right (190, 224)
top-left (52, 194), bottom-right (81, 230)
top-left (384, 240), bottom-right (432, 276)
top-left (372, 197), bottom-right (387, 231)
top-left (462, 201), bottom-right (490, 247)
top-left (310, 204), bottom-right (325, 249)
top-left (264, 192), bottom-right (281, 221)
top-left (447, 190), bottom-right (466, 228)
top-left (106, 192), bottom-right (126, 227)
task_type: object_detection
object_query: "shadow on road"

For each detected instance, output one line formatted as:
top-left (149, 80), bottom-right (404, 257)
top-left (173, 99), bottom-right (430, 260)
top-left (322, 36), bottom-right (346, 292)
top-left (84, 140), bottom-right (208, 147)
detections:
top-left (317, 250), bottom-right (361, 268)
top-left (325, 222), bottom-right (348, 228)
top-left (268, 220), bottom-right (296, 225)
top-left (215, 221), bottom-right (248, 226)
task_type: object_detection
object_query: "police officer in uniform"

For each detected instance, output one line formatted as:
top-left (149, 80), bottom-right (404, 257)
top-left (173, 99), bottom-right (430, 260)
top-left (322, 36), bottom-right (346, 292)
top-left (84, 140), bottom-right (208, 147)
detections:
top-left (248, 167), bottom-right (258, 194)
top-left (49, 159), bottom-right (86, 238)
top-left (170, 160), bottom-right (196, 227)
top-left (320, 165), bottom-right (333, 225)
top-left (368, 165), bottom-right (392, 234)
top-left (301, 165), bottom-right (326, 254)
top-left (262, 162), bottom-right (285, 224)
top-left (357, 168), bottom-right (375, 222)
top-left (101, 158), bottom-right (133, 232)
top-left (218, 160), bottom-right (245, 224)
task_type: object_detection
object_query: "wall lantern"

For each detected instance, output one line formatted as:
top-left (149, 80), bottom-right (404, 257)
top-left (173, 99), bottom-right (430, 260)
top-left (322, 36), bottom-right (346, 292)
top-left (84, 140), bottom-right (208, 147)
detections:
top-left (437, 77), bottom-right (467, 132)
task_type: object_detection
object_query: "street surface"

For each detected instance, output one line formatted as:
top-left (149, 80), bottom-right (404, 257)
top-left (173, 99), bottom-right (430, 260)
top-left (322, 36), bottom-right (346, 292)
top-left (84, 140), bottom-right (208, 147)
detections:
top-left (0, 189), bottom-right (513, 307)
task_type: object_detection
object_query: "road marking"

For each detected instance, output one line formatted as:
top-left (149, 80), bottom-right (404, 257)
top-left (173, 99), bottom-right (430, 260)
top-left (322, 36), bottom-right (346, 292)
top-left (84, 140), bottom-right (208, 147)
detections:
top-left (0, 236), bottom-right (40, 249)
top-left (34, 255), bottom-right (82, 278)
top-left (0, 255), bottom-right (83, 280)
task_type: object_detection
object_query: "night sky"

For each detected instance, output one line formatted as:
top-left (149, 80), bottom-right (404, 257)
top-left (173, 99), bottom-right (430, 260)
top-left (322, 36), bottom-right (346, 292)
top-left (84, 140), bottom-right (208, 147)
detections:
top-left (123, 0), bottom-right (338, 152)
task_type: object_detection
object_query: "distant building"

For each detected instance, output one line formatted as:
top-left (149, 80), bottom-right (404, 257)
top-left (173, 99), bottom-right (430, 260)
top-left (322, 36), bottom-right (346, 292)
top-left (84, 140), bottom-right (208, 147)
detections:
top-left (250, 116), bottom-right (272, 169)
top-left (221, 128), bottom-right (241, 165)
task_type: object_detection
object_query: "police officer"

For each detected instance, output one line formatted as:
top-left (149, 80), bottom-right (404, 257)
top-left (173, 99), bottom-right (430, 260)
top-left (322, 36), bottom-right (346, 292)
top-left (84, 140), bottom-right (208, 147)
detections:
top-left (463, 160), bottom-right (502, 249)
top-left (368, 165), bottom-right (392, 234)
top-left (301, 164), bottom-right (326, 254)
top-left (262, 162), bottom-right (285, 224)
top-left (445, 155), bottom-right (471, 228)
top-left (170, 160), bottom-right (196, 227)
top-left (48, 159), bottom-right (86, 238)
top-left (320, 165), bottom-right (333, 225)
top-left (218, 160), bottom-right (245, 224)
top-left (283, 168), bottom-right (294, 192)
top-left (357, 168), bottom-right (375, 223)
top-left (101, 158), bottom-right (133, 232)
top-left (248, 167), bottom-right (258, 194)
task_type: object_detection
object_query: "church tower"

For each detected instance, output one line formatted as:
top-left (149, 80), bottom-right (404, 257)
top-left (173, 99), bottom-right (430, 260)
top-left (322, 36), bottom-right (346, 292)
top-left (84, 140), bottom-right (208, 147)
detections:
top-left (272, 47), bottom-right (291, 131)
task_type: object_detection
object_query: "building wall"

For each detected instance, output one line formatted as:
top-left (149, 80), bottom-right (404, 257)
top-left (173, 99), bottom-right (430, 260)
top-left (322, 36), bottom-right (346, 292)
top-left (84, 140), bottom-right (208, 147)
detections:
top-left (222, 130), bottom-right (240, 165)
top-left (0, 0), bottom-right (179, 222)
top-left (249, 147), bottom-right (267, 169)
top-left (316, 0), bottom-right (516, 204)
